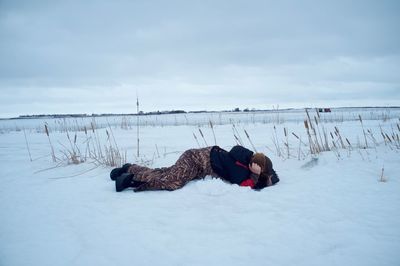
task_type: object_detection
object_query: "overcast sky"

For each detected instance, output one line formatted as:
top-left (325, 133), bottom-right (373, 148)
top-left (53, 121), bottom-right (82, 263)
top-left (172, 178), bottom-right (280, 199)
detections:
top-left (0, 0), bottom-right (399, 117)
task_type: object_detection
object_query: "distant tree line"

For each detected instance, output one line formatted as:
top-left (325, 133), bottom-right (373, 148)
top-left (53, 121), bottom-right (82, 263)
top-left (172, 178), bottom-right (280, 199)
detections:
top-left (16, 106), bottom-right (383, 120)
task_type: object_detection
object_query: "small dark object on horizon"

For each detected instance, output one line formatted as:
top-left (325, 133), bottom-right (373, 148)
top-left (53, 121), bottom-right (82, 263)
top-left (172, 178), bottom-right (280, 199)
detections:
top-left (318, 108), bottom-right (332, 113)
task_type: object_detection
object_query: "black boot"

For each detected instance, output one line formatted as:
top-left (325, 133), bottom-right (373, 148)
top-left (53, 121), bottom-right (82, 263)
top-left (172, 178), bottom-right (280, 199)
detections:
top-left (132, 180), bottom-right (146, 188)
top-left (115, 173), bottom-right (134, 192)
top-left (110, 163), bottom-right (131, 181)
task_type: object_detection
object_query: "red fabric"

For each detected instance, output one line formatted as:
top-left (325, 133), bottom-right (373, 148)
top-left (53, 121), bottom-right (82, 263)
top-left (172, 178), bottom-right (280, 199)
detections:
top-left (235, 161), bottom-right (249, 170)
top-left (240, 179), bottom-right (255, 188)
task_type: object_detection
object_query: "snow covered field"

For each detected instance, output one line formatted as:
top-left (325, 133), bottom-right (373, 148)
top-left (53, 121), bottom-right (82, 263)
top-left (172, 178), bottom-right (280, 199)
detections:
top-left (0, 108), bottom-right (399, 266)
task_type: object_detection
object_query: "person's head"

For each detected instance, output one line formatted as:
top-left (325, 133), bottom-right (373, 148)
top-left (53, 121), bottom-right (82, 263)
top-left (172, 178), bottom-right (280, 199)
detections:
top-left (250, 152), bottom-right (279, 189)
top-left (250, 153), bottom-right (270, 173)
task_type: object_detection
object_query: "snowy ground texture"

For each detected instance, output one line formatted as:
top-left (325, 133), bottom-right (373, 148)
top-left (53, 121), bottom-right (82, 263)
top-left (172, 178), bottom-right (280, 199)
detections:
top-left (1, 108), bottom-right (399, 266)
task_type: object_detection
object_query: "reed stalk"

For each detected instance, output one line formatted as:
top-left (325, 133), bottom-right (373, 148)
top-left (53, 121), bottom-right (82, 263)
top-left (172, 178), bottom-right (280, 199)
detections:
top-left (284, 127), bottom-right (289, 158)
top-left (304, 120), bottom-right (315, 154)
top-left (380, 166), bottom-right (387, 182)
top-left (272, 126), bottom-right (282, 157)
top-left (335, 126), bottom-right (346, 149)
top-left (198, 128), bottom-right (208, 146)
top-left (210, 120), bottom-right (217, 145)
top-left (244, 129), bottom-right (257, 152)
top-left (155, 144), bottom-right (160, 158)
top-left (358, 115), bottom-right (369, 148)
top-left (314, 115), bottom-right (325, 151)
top-left (193, 132), bottom-right (201, 148)
top-left (298, 135), bottom-right (302, 160)
top-left (45, 123), bottom-right (57, 162)
top-left (232, 124), bottom-right (244, 145)
top-left (23, 128), bottom-right (33, 162)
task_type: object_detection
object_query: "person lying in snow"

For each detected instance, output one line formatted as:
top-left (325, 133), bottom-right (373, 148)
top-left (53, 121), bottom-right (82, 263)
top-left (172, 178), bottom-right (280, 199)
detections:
top-left (110, 145), bottom-right (279, 192)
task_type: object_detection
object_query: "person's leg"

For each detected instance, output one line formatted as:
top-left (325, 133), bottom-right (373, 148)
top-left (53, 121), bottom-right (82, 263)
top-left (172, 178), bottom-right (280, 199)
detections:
top-left (127, 164), bottom-right (153, 176)
top-left (115, 173), bottom-right (147, 192)
top-left (110, 163), bottom-right (131, 180)
top-left (113, 164), bottom-right (153, 192)
top-left (132, 147), bottom-right (215, 192)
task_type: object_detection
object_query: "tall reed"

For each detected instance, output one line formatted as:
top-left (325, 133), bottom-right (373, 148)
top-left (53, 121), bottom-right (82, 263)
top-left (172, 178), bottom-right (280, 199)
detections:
top-left (193, 132), bottom-right (201, 148)
top-left (45, 123), bottom-right (57, 162)
top-left (210, 120), bottom-right (217, 145)
top-left (23, 128), bottom-right (33, 162)
top-left (232, 124), bottom-right (244, 145)
top-left (244, 129), bottom-right (257, 152)
top-left (198, 128), bottom-right (208, 146)
top-left (358, 115), bottom-right (369, 148)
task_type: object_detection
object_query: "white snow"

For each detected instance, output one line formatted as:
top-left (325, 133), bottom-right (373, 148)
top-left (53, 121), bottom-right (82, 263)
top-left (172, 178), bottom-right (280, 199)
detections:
top-left (0, 108), bottom-right (399, 266)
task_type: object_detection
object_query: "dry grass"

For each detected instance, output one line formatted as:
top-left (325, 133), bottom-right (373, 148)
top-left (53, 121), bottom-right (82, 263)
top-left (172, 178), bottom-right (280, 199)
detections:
top-left (40, 120), bottom-right (127, 168)
top-left (23, 128), bottom-right (33, 162)
top-left (45, 123), bottom-right (57, 162)
top-left (30, 108), bottom-right (399, 168)
top-left (379, 166), bottom-right (387, 182)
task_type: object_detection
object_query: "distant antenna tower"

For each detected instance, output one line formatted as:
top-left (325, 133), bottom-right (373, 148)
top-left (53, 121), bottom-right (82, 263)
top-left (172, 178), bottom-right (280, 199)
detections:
top-left (136, 94), bottom-right (140, 157)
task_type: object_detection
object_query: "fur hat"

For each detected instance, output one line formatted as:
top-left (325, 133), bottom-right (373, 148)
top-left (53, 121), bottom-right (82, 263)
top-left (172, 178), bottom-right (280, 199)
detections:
top-left (252, 153), bottom-right (279, 190)
top-left (250, 153), bottom-right (273, 174)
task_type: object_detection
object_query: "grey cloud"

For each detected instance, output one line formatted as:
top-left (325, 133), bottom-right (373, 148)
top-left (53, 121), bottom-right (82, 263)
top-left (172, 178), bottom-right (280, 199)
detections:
top-left (0, 0), bottom-right (399, 117)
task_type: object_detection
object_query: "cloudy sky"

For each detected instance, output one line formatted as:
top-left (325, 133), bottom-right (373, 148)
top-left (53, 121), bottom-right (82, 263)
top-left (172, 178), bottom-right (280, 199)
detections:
top-left (0, 0), bottom-right (399, 117)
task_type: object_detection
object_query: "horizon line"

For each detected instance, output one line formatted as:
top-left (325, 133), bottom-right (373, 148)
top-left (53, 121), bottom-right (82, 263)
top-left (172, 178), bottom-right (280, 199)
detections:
top-left (1, 105), bottom-right (400, 120)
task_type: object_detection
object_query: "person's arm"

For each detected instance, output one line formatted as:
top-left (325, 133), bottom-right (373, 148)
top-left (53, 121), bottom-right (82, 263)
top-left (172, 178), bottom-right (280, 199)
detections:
top-left (229, 145), bottom-right (254, 163)
top-left (248, 162), bottom-right (261, 183)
